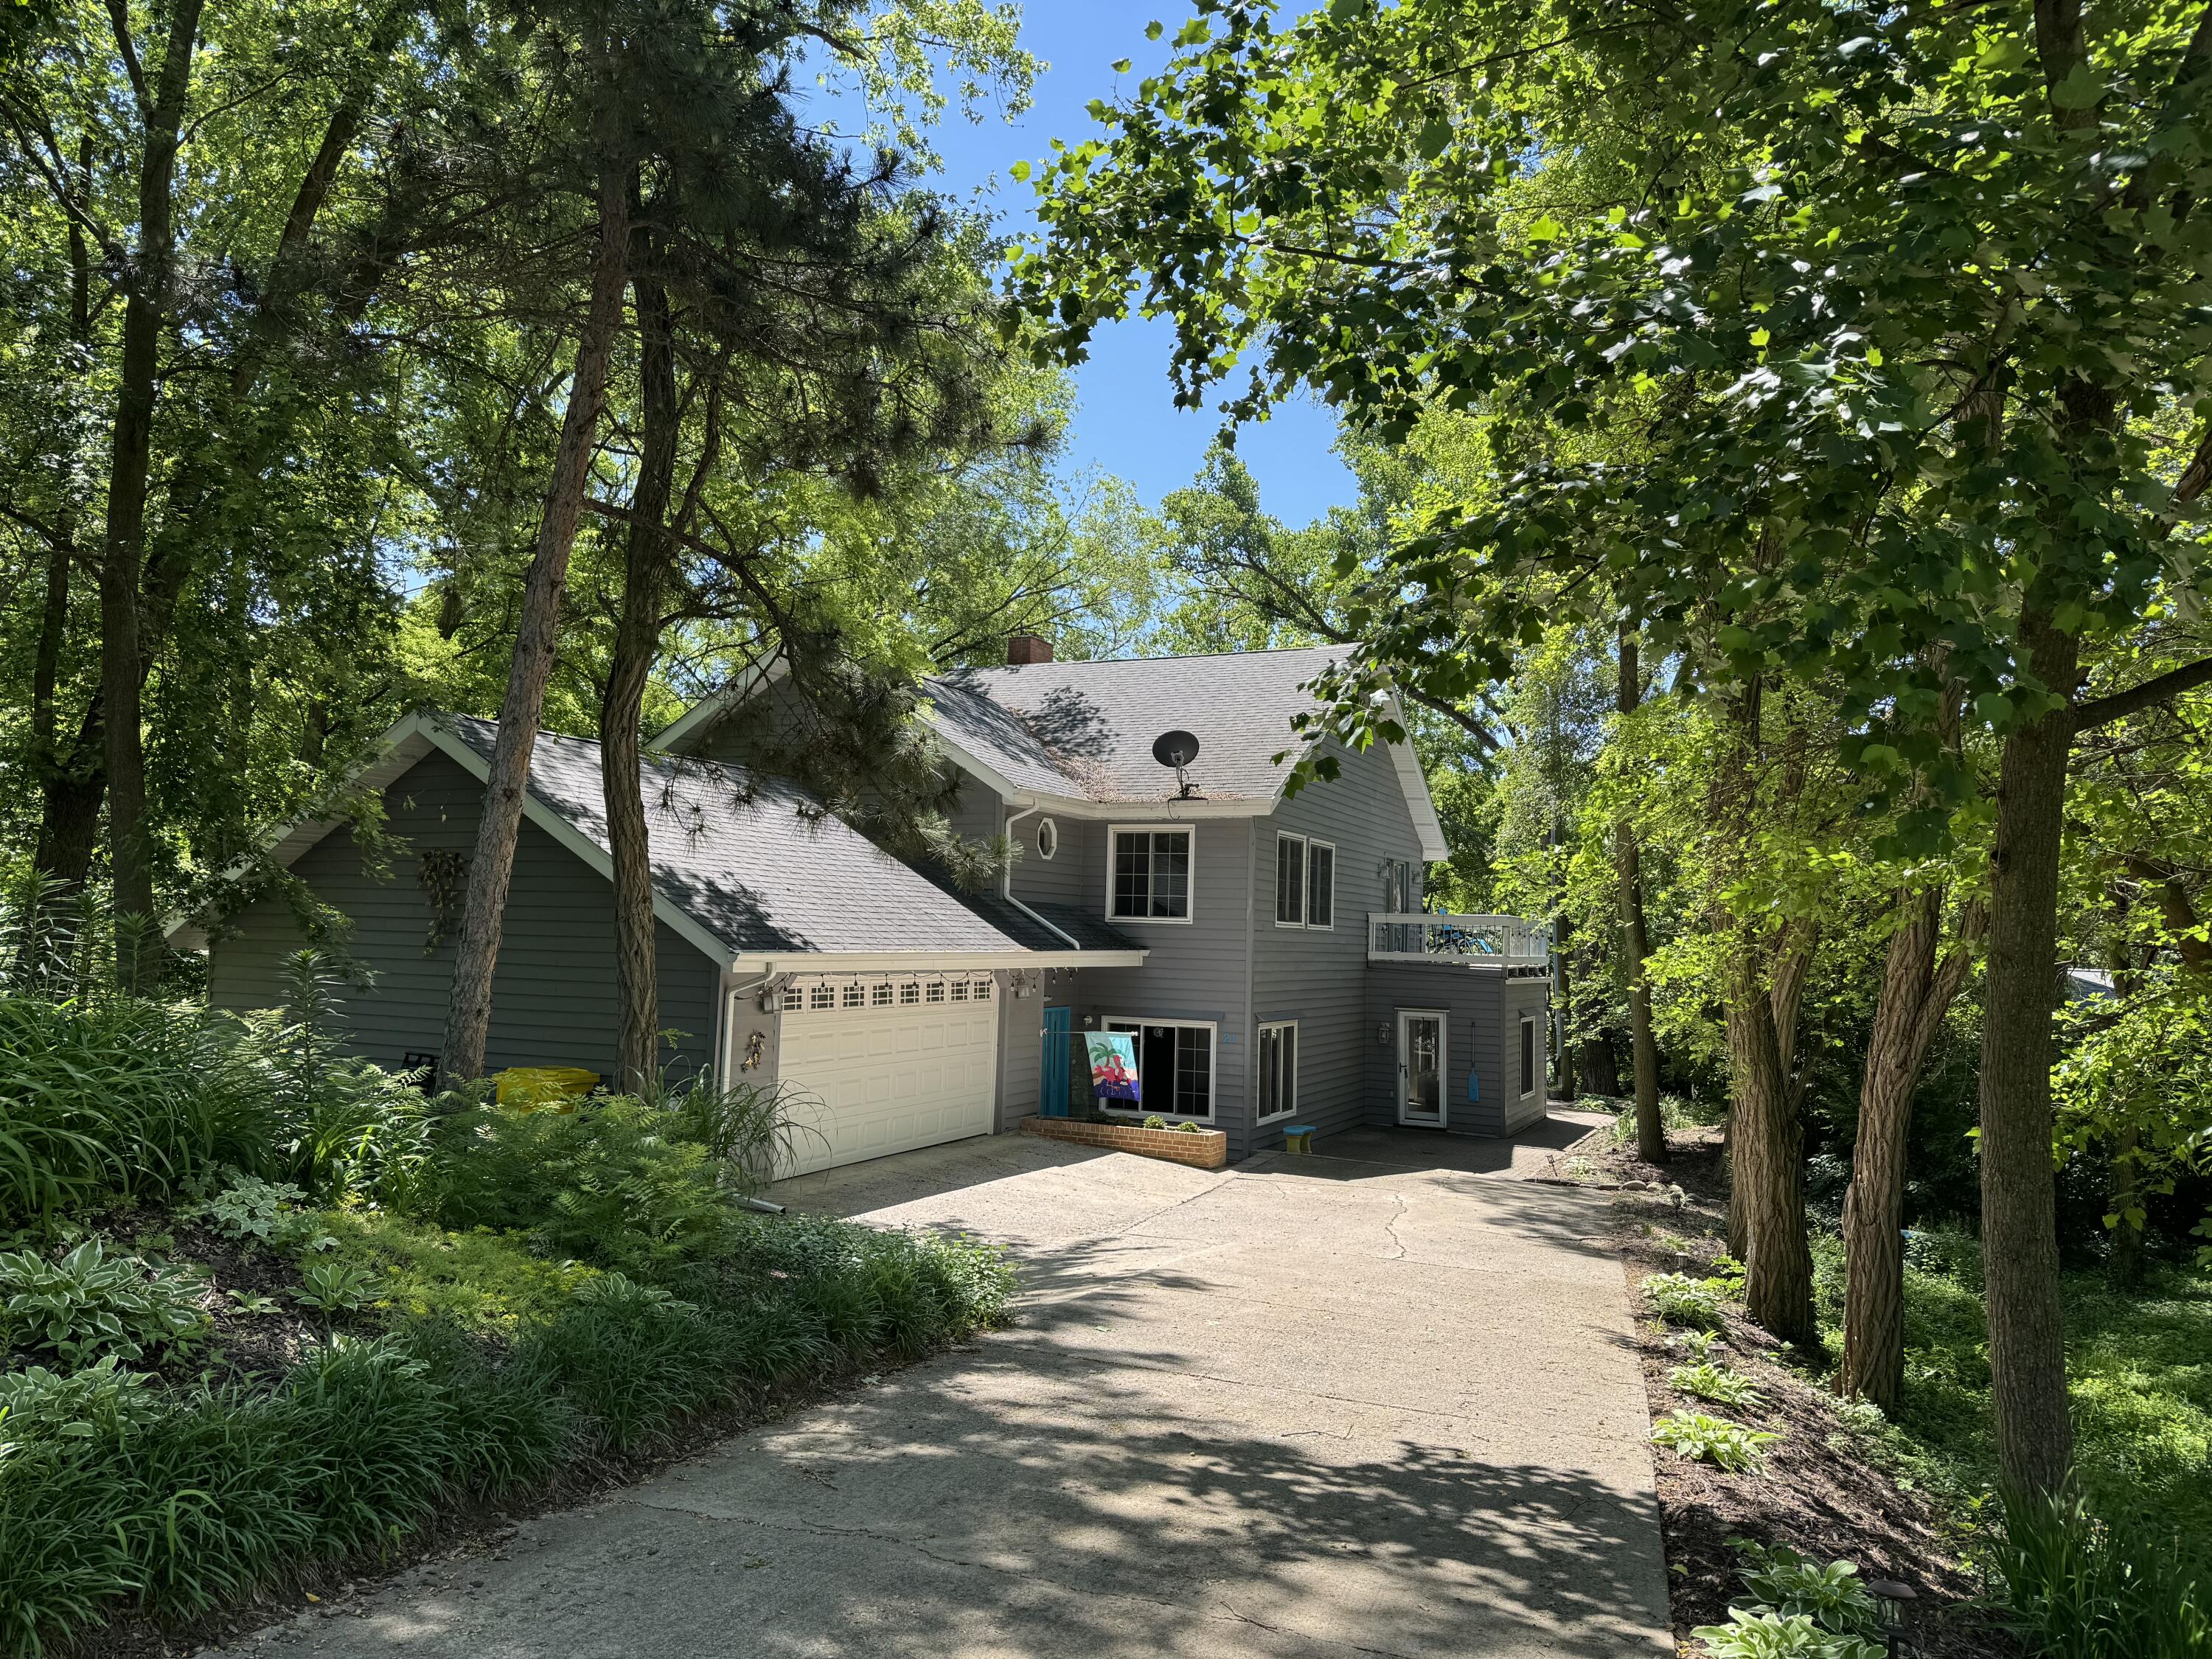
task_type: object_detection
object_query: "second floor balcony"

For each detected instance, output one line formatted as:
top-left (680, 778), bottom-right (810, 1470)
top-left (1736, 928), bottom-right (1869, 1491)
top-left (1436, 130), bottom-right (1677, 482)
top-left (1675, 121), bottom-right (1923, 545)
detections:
top-left (1367, 912), bottom-right (1551, 975)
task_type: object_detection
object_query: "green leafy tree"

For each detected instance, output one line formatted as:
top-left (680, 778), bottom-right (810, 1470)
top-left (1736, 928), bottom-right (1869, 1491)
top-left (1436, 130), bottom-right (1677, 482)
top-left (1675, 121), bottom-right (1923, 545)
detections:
top-left (1012, 0), bottom-right (2211, 1497)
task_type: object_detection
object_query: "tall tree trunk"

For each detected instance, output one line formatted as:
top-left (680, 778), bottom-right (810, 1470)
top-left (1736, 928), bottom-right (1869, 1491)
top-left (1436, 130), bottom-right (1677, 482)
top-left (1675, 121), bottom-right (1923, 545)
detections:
top-left (1615, 627), bottom-right (1666, 1161)
top-left (442, 159), bottom-right (632, 1083)
top-left (1978, 608), bottom-right (2078, 1498)
top-left (1739, 922), bottom-right (1818, 1347)
top-left (1582, 1029), bottom-right (1622, 1099)
top-left (100, 0), bottom-right (206, 990)
top-left (1841, 888), bottom-right (1980, 1408)
top-left (601, 268), bottom-right (678, 1094)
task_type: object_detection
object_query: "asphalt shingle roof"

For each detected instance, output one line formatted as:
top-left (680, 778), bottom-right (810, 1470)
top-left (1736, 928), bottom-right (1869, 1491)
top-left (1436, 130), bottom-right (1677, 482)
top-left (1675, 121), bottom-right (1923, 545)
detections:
top-left (442, 717), bottom-right (1124, 961)
top-left (923, 645), bottom-right (1347, 804)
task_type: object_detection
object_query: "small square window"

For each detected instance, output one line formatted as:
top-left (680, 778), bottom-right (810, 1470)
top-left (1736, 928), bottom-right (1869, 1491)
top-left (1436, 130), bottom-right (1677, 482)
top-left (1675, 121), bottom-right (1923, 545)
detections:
top-left (950, 980), bottom-right (970, 1002)
top-left (925, 981), bottom-right (946, 1003)
top-left (841, 982), bottom-right (864, 1008)
top-left (974, 978), bottom-right (993, 1002)
top-left (810, 984), bottom-right (834, 1010)
top-left (899, 981), bottom-right (920, 1005)
top-left (871, 981), bottom-right (893, 1007)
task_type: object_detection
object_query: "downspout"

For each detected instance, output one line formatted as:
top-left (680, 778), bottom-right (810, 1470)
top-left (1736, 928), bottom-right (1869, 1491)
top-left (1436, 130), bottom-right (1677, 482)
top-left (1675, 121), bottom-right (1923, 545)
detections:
top-left (1242, 817), bottom-right (1257, 1153)
top-left (1001, 801), bottom-right (1082, 951)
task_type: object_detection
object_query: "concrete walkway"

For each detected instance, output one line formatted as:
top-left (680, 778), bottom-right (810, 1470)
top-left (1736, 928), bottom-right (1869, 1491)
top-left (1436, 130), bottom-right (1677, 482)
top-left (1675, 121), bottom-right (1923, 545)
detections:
top-left (225, 1121), bottom-right (1668, 1658)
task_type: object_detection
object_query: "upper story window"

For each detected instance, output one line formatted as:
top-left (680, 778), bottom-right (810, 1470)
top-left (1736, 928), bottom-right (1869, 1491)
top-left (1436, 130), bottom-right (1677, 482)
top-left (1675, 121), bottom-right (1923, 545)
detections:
top-left (1036, 817), bottom-right (1058, 860)
top-left (1276, 835), bottom-right (1335, 929)
top-left (1276, 834), bottom-right (1306, 926)
top-left (1110, 827), bottom-right (1192, 921)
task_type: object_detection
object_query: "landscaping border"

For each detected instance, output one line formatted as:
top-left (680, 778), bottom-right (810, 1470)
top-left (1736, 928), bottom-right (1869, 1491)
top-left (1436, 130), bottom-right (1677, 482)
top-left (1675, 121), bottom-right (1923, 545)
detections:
top-left (1016, 1114), bottom-right (1228, 1169)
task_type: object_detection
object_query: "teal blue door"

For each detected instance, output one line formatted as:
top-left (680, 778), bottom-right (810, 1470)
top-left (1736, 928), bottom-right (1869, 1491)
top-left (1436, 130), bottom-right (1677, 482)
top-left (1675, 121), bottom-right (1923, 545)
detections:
top-left (1040, 1006), bottom-right (1072, 1117)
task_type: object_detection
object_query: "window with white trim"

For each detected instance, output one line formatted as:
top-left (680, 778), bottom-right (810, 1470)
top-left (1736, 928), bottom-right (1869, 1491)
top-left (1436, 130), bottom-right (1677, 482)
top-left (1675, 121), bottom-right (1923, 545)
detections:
top-left (1109, 828), bottom-right (1193, 921)
top-left (1520, 1015), bottom-right (1539, 1098)
top-left (925, 981), bottom-right (946, 1003)
top-left (973, 977), bottom-right (994, 1001)
top-left (950, 980), bottom-right (970, 1002)
top-left (841, 982), bottom-right (864, 1008)
top-left (1257, 1022), bottom-right (1297, 1123)
top-left (1102, 1018), bottom-right (1214, 1119)
top-left (1276, 834), bottom-right (1307, 926)
top-left (899, 981), bottom-right (920, 1005)
top-left (871, 981), bottom-right (893, 1007)
top-left (809, 984), bottom-right (835, 1011)
top-left (1307, 841), bottom-right (1335, 929)
top-left (1037, 817), bottom-right (1058, 860)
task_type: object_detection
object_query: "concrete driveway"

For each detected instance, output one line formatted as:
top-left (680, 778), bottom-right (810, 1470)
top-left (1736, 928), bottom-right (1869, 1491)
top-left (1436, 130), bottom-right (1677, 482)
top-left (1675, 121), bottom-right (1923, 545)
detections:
top-left (226, 1123), bottom-right (1669, 1658)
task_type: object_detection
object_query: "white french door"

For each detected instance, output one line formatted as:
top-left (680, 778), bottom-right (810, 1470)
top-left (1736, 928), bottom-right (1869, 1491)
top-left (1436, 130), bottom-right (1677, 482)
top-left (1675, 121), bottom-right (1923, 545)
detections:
top-left (1397, 1009), bottom-right (1447, 1127)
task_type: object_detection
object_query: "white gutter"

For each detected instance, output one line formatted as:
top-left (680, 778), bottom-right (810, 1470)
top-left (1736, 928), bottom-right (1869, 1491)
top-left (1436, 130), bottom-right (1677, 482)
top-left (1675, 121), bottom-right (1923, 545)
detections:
top-left (1000, 803), bottom-right (1085, 952)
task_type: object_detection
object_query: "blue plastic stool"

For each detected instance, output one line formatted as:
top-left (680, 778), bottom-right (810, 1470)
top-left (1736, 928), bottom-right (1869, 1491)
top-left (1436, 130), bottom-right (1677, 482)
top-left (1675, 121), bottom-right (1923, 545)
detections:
top-left (1282, 1124), bottom-right (1317, 1154)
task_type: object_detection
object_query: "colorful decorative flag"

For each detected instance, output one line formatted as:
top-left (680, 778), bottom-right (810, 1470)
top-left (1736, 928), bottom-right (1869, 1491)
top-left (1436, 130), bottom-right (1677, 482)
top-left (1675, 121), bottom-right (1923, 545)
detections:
top-left (1084, 1032), bottom-right (1141, 1102)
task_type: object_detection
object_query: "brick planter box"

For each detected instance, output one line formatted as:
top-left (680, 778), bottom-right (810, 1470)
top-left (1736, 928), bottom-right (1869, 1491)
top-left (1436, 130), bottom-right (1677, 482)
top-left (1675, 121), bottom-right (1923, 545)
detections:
top-left (1018, 1113), bottom-right (1228, 1170)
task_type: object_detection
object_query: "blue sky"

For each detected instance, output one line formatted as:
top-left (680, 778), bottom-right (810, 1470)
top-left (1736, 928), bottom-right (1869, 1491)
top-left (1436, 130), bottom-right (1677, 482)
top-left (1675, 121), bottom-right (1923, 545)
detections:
top-left (805, 9), bottom-right (1357, 527)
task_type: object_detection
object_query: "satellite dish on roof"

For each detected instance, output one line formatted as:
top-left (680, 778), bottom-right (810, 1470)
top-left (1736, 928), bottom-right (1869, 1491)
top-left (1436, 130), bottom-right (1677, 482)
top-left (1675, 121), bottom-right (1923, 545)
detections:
top-left (1152, 730), bottom-right (1200, 768)
top-left (1152, 730), bottom-right (1202, 799)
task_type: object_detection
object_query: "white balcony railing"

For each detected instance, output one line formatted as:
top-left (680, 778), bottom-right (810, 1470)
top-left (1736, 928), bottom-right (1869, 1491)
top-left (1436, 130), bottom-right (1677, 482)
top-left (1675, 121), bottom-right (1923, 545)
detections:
top-left (1367, 912), bottom-right (1552, 973)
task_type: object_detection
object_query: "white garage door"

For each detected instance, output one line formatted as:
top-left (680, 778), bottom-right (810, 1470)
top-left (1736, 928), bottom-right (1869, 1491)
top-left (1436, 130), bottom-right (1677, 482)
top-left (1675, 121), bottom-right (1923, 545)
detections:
top-left (774, 973), bottom-right (1000, 1176)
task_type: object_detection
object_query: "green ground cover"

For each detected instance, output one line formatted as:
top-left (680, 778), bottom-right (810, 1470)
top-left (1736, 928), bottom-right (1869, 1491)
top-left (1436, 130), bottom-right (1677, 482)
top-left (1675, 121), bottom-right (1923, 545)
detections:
top-left (0, 990), bottom-right (1012, 1657)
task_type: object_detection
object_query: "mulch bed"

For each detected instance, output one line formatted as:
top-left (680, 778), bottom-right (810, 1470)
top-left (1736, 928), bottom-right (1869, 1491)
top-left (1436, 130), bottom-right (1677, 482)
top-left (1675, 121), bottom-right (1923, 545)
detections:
top-left (1531, 1119), bottom-right (2015, 1658)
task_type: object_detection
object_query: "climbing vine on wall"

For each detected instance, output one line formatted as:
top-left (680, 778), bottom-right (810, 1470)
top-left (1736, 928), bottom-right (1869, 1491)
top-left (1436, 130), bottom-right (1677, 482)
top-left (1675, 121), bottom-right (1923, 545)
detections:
top-left (417, 849), bottom-right (470, 955)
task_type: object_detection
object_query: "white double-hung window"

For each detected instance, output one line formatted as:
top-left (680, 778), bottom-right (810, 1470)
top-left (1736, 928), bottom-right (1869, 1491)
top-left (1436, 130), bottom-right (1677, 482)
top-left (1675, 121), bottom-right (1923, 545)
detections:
top-left (1276, 834), bottom-right (1335, 929)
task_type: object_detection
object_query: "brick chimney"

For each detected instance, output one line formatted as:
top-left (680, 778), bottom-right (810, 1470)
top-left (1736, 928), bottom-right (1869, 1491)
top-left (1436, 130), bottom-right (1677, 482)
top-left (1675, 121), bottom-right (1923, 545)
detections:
top-left (1006, 633), bottom-right (1054, 665)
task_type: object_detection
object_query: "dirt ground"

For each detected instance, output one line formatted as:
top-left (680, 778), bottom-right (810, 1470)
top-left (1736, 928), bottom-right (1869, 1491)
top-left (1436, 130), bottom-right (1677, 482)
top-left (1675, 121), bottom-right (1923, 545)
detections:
top-left (1528, 1119), bottom-right (2016, 1658)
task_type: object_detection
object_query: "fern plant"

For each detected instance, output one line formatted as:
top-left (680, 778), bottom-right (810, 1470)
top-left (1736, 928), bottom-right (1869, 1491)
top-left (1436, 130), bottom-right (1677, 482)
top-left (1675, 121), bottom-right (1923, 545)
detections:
top-left (1650, 1409), bottom-right (1778, 1472)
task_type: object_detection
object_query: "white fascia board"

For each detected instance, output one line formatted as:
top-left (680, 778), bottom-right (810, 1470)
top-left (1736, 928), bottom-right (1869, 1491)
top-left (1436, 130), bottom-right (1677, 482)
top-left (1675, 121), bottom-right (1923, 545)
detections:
top-left (420, 723), bottom-right (743, 973)
top-left (1256, 688), bottom-right (1450, 864)
top-left (1383, 694), bottom-right (1452, 863)
top-left (737, 948), bottom-right (1148, 974)
top-left (652, 651), bottom-right (789, 754)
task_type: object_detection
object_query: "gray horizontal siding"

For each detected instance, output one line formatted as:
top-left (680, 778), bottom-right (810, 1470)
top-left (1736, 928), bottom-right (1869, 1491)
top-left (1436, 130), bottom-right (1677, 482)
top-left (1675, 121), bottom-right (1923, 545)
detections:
top-left (207, 751), bottom-right (720, 1087)
top-left (1360, 964), bottom-right (1551, 1138)
top-left (1065, 819), bottom-right (1256, 1156)
top-left (1252, 738), bottom-right (1427, 1147)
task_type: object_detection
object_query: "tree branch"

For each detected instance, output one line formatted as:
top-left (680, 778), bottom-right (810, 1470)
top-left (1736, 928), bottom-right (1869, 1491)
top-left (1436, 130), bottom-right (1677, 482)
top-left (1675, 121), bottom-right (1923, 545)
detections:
top-left (2070, 656), bottom-right (2212, 734)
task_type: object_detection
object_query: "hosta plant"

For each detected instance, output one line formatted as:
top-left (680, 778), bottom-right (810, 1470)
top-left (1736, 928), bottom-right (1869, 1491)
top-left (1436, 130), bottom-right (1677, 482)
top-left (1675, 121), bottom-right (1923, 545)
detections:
top-left (1690, 1608), bottom-right (1885, 1659)
top-left (292, 1259), bottom-right (385, 1315)
top-left (0, 1237), bottom-right (209, 1363)
top-left (0, 1355), bottom-right (165, 1441)
top-left (1669, 1361), bottom-right (1765, 1408)
top-left (188, 1173), bottom-right (312, 1244)
top-left (1644, 1272), bottom-right (1726, 1331)
top-left (1651, 1410), bottom-right (1778, 1473)
top-left (1733, 1545), bottom-right (1883, 1637)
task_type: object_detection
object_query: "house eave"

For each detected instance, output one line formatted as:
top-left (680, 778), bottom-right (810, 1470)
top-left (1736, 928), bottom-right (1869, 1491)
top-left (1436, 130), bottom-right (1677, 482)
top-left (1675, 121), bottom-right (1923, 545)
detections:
top-left (733, 947), bottom-right (1147, 975)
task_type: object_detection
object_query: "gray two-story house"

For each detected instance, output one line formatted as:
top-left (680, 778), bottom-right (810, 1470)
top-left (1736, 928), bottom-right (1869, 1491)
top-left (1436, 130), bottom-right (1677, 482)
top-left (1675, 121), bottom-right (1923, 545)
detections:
top-left (195, 639), bottom-right (1551, 1175)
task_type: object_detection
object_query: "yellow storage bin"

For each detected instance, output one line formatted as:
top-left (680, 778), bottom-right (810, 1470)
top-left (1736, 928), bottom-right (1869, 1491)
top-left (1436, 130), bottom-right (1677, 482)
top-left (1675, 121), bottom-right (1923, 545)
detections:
top-left (494, 1066), bottom-right (600, 1110)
